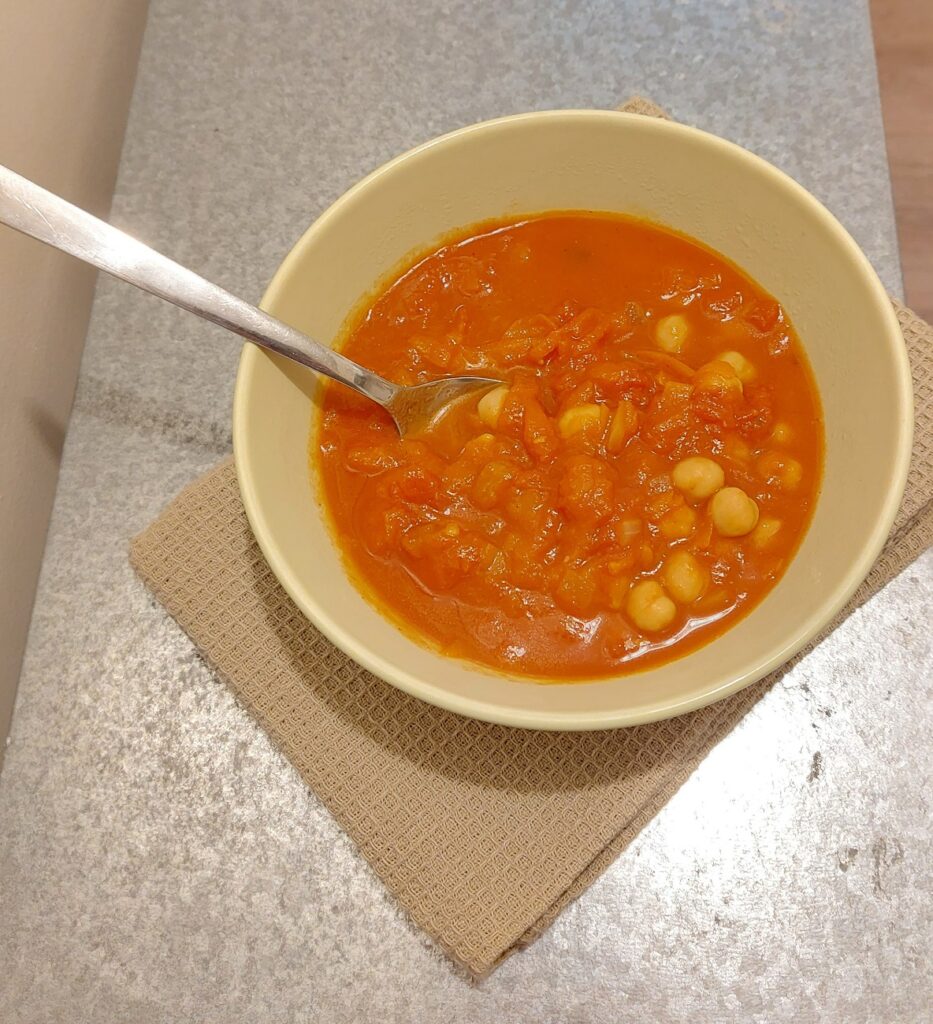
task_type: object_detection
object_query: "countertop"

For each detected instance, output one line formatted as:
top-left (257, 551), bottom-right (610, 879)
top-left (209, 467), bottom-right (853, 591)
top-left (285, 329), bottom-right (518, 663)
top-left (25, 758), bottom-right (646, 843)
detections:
top-left (1, 1), bottom-right (930, 1020)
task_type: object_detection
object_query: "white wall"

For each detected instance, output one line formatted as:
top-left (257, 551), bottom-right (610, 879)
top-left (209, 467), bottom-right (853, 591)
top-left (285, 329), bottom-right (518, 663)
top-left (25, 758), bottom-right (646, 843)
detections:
top-left (0, 0), bottom-right (150, 767)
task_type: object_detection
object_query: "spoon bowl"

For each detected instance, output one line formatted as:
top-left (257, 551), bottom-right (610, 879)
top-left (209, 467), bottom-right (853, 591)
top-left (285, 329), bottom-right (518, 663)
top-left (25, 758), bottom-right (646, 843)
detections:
top-left (384, 375), bottom-right (501, 435)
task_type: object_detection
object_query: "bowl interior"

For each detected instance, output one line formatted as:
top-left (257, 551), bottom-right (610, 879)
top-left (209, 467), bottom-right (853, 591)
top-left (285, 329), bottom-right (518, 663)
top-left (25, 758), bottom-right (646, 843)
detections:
top-left (233, 111), bottom-right (911, 729)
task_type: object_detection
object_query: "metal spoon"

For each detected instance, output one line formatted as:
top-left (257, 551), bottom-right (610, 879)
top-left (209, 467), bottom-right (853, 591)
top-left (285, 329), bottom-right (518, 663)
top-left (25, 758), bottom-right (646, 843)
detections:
top-left (0, 164), bottom-right (500, 435)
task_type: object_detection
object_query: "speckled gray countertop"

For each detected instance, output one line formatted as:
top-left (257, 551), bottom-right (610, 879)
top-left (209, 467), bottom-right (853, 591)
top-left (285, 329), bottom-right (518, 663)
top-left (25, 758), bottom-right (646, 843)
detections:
top-left (1, 1), bottom-right (930, 1020)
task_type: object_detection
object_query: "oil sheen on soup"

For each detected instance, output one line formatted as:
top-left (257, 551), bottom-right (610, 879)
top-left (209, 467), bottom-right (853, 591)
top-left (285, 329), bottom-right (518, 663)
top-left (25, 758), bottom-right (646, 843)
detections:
top-left (314, 213), bottom-right (823, 679)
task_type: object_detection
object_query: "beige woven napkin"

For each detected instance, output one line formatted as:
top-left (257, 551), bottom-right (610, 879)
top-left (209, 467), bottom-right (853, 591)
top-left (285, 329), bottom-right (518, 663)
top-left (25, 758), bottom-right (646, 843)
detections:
top-left (130, 99), bottom-right (933, 977)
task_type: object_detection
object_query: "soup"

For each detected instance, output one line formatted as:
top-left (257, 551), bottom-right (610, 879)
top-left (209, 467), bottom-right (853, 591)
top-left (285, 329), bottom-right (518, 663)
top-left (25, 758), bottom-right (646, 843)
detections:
top-left (314, 213), bottom-right (823, 679)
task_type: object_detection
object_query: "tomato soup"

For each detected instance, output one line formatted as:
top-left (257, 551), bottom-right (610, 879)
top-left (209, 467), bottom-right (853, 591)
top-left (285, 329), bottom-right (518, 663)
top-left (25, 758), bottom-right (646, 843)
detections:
top-left (314, 214), bottom-right (823, 679)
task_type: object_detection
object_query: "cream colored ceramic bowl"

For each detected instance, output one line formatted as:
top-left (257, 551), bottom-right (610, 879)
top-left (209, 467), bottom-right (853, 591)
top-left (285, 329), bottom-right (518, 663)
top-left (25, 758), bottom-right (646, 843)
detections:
top-left (233, 110), bottom-right (912, 730)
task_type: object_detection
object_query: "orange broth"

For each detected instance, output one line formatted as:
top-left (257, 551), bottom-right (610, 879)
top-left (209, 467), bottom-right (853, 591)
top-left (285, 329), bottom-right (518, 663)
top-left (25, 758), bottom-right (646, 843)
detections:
top-left (314, 213), bottom-right (823, 679)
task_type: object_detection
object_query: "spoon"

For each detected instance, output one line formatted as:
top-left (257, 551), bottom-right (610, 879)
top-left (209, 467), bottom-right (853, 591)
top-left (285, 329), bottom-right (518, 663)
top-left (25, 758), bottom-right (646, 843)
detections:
top-left (0, 164), bottom-right (500, 435)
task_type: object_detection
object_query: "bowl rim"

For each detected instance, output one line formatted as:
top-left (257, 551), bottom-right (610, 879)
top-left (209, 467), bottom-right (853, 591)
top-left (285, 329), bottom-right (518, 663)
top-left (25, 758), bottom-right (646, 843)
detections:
top-left (233, 108), bottom-right (913, 730)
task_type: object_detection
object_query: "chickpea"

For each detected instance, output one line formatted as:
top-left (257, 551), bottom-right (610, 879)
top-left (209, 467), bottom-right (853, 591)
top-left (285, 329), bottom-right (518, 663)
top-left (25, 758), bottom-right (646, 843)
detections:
top-left (655, 313), bottom-right (689, 353)
top-left (557, 402), bottom-right (609, 439)
top-left (477, 385), bottom-right (509, 429)
top-left (781, 458), bottom-right (802, 489)
top-left (718, 350), bottom-right (755, 382)
top-left (757, 451), bottom-right (803, 491)
top-left (460, 432), bottom-right (497, 459)
top-left (659, 505), bottom-right (698, 540)
top-left (626, 580), bottom-right (677, 632)
top-left (771, 421), bottom-right (793, 444)
top-left (710, 486), bottom-right (759, 537)
top-left (662, 551), bottom-right (708, 604)
top-left (607, 399), bottom-right (638, 451)
top-left (694, 359), bottom-right (744, 398)
top-left (751, 517), bottom-right (782, 549)
top-left (672, 456), bottom-right (725, 501)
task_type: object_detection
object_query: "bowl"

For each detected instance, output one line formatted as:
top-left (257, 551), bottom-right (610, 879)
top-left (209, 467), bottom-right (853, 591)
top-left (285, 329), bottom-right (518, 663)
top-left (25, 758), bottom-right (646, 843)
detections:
top-left (233, 110), bottom-right (912, 730)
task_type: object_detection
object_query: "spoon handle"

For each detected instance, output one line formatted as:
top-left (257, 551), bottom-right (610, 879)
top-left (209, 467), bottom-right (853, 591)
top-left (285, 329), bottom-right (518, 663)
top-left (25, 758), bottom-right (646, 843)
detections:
top-left (0, 163), bottom-right (396, 405)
